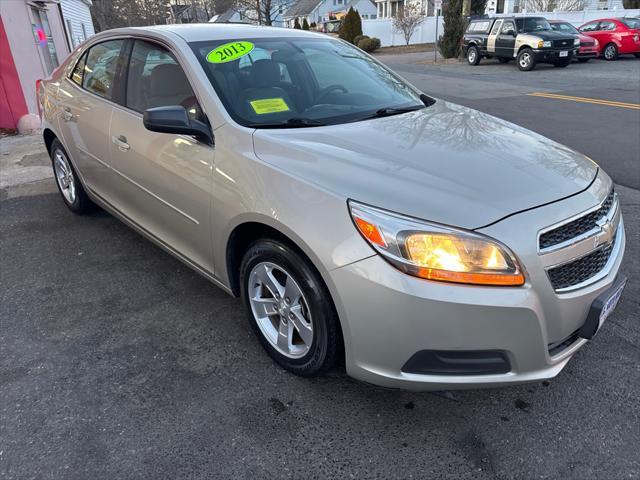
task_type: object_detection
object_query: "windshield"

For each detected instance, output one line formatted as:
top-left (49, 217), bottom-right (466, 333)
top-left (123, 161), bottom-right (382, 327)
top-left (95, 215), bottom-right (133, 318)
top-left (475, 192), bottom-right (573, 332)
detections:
top-left (620, 18), bottom-right (640, 29)
top-left (550, 22), bottom-right (579, 35)
top-left (516, 18), bottom-right (552, 33)
top-left (190, 37), bottom-right (425, 128)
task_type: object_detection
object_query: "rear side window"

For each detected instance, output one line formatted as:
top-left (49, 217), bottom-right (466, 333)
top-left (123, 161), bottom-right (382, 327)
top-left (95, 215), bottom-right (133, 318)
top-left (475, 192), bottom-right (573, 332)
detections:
top-left (70, 53), bottom-right (86, 86)
top-left (620, 18), bottom-right (640, 29)
top-left (490, 20), bottom-right (502, 35)
top-left (82, 40), bottom-right (125, 100)
top-left (467, 21), bottom-right (491, 33)
top-left (125, 40), bottom-right (203, 121)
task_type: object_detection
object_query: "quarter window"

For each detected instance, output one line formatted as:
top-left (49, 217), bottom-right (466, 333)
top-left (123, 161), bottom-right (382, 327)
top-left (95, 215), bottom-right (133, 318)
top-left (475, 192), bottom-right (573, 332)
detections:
top-left (490, 20), bottom-right (503, 35)
top-left (82, 40), bottom-right (125, 100)
top-left (70, 53), bottom-right (87, 86)
top-left (125, 40), bottom-right (202, 121)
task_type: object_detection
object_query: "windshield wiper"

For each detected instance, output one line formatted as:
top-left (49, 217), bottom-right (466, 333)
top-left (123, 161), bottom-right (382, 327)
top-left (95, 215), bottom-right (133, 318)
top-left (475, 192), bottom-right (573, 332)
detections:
top-left (247, 117), bottom-right (328, 128)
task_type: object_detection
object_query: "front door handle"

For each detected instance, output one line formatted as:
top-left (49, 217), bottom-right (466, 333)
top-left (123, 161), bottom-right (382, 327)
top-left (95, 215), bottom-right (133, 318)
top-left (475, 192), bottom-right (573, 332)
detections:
top-left (112, 135), bottom-right (130, 151)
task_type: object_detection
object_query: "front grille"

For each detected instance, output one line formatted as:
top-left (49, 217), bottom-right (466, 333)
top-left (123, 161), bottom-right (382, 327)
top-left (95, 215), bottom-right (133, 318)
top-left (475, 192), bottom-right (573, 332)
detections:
top-left (581, 40), bottom-right (596, 47)
top-left (553, 39), bottom-right (574, 48)
top-left (539, 189), bottom-right (615, 250)
top-left (547, 236), bottom-right (615, 290)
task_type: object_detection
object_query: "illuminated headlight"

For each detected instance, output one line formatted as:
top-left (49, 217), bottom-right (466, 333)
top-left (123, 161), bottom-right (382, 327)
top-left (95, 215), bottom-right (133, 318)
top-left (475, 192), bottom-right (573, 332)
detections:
top-left (574, 38), bottom-right (580, 46)
top-left (538, 40), bottom-right (552, 48)
top-left (349, 201), bottom-right (525, 286)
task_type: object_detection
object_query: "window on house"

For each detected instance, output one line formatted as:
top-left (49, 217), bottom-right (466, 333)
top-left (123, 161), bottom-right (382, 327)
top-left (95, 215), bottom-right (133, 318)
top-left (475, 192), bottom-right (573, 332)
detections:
top-left (66, 19), bottom-right (76, 48)
top-left (30, 7), bottom-right (59, 74)
top-left (81, 23), bottom-right (88, 41)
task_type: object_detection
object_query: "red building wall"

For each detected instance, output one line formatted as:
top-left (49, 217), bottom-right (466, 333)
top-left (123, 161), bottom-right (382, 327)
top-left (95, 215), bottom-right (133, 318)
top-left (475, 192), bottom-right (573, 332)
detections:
top-left (0, 16), bottom-right (29, 130)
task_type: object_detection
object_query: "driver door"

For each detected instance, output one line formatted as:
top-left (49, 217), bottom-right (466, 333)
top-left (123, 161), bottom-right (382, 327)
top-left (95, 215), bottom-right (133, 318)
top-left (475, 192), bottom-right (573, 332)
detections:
top-left (108, 39), bottom-right (215, 272)
top-left (496, 20), bottom-right (517, 58)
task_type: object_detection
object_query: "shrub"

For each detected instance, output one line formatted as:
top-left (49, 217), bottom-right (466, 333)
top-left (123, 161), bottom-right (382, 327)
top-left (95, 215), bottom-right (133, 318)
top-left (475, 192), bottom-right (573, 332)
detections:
top-left (293, 18), bottom-right (301, 29)
top-left (339, 7), bottom-right (363, 43)
top-left (437, 0), bottom-right (466, 58)
top-left (358, 37), bottom-right (381, 52)
top-left (310, 21), bottom-right (317, 29)
top-left (302, 18), bottom-right (310, 30)
top-left (353, 34), bottom-right (369, 45)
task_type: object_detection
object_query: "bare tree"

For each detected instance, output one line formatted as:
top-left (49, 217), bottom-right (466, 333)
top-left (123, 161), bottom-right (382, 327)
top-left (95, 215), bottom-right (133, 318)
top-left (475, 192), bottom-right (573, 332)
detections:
top-left (392, 3), bottom-right (425, 46)
top-left (521, 0), bottom-right (585, 11)
top-left (233, 0), bottom-right (293, 25)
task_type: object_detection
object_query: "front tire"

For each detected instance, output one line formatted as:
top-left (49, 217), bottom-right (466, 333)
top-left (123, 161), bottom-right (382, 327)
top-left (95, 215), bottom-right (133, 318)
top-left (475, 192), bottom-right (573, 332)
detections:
top-left (603, 43), bottom-right (618, 61)
top-left (467, 46), bottom-right (481, 66)
top-left (50, 139), bottom-right (94, 214)
top-left (517, 48), bottom-right (536, 71)
top-left (239, 238), bottom-right (341, 376)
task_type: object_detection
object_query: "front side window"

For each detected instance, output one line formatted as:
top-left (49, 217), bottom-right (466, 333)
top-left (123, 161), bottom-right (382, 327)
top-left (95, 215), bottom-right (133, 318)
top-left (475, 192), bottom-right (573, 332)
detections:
top-left (501, 21), bottom-right (515, 35)
top-left (516, 17), bottom-right (552, 33)
top-left (125, 40), bottom-right (202, 121)
top-left (190, 37), bottom-right (424, 128)
top-left (599, 21), bottom-right (616, 31)
top-left (83, 40), bottom-right (125, 99)
top-left (580, 21), bottom-right (599, 32)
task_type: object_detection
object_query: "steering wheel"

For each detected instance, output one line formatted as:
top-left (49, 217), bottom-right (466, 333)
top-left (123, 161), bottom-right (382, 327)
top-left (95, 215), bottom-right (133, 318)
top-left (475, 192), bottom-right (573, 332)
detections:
top-left (315, 84), bottom-right (348, 104)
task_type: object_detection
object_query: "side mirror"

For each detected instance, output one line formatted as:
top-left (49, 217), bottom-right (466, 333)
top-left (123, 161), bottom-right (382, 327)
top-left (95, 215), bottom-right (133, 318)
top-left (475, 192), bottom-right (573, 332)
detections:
top-left (143, 106), bottom-right (214, 146)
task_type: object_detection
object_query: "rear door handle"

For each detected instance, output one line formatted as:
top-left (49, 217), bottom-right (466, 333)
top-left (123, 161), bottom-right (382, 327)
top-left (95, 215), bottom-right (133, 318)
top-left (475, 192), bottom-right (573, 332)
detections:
top-left (112, 135), bottom-right (130, 151)
top-left (62, 106), bottom-right (73, 121)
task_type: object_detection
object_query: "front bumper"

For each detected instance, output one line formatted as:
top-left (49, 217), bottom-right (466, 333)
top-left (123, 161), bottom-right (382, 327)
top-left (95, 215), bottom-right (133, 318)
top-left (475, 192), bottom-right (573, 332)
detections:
top-left (533, 48), bottom-right (577, 62)
top-left (577, 48), bottom-right (599, 58)
top-left (330, 181), bottom-right (625, 391)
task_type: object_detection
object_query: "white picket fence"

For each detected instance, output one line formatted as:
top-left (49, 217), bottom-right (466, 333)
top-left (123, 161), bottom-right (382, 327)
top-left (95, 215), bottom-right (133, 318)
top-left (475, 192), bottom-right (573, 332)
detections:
top-left (363, 8), bottom-right (640, 47)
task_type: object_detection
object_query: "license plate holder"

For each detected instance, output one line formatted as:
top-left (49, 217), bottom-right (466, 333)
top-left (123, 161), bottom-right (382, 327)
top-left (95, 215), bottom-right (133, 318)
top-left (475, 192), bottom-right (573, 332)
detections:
top-left (559, 50), bottom-right (569, 57)
top-left (579, 275), bottom-right (626, 340)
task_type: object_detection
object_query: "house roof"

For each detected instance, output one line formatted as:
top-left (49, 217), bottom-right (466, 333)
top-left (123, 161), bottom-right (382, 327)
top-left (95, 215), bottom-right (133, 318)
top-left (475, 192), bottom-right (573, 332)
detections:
top-left (210, 8), bottom-right (237, 23)
top-left (283, 0), bottom-right (322, 19)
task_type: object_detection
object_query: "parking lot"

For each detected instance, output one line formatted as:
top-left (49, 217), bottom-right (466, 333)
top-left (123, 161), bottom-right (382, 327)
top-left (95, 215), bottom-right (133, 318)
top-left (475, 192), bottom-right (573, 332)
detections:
top-left (1, 56), bottom-right (639, 479)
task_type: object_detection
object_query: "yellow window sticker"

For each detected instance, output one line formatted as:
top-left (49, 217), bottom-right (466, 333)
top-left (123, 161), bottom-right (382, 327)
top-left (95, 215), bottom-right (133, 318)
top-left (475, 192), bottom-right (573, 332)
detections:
top-left (250, 98), bottom-right (290, 115)
top-left (206, 41), bottom-right (254, 64)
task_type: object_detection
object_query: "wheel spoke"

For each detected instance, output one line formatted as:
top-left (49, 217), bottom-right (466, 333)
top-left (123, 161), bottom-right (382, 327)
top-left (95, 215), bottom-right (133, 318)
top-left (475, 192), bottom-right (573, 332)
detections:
top-left (277, 319), bottom-right (291, 352)
top-left (283, 276), bottom-right (301, 306)
top-left (290, 306), bottom-right (313, 346)
top-left (255, 264), bottom-right (284, 298)
top-left (251, 296), bottom-right (278, 318)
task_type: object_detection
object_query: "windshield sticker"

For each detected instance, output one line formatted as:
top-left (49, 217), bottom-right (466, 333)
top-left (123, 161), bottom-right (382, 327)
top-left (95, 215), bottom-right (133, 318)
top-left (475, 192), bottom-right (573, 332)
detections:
top-left (206, 41), bottom-right (254, 64)
top-left (250, 98), bottom-right (290, 115)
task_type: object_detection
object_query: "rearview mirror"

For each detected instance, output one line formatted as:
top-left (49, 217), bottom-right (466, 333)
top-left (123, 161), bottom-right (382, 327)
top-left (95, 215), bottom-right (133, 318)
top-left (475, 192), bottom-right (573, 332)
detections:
top-left (143, 106), bottom-right (214, 146)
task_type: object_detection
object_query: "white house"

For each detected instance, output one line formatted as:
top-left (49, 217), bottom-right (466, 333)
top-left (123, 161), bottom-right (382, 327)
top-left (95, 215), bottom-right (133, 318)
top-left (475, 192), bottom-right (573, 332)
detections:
top-left (283, 0), bottom-right (377, 29)
top-left (210, 0), bottom-right (290, 27)
top-left (485, 0), bottom-right (625, 14)
top-left (60, 0), bottom-right (95, 49)
top-left (374, 0), bottom-right (442, 19)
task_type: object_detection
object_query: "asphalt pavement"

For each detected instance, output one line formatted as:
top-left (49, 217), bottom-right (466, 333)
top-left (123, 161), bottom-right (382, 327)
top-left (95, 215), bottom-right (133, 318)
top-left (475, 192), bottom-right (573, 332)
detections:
top-left (1, 55), bottom-right (639, 479)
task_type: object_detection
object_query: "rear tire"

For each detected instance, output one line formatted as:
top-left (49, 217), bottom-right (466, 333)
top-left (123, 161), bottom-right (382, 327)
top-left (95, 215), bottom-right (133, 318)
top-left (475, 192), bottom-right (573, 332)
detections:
top-left (603, 43), bottom-right (618, 61)
top-left (467, 46), bottom-right (481, 66)
top-left (239, 238), bottom-right (341, 377)
top-left (49, 139), bottom-right (94, 214)
top-left (517, 48), bottom-right (536, 71)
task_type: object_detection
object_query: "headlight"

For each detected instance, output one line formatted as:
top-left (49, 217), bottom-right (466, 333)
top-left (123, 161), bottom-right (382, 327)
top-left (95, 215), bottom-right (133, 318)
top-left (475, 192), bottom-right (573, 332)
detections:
top-left (538, 40), bottom-right (552, 48)
top-left (349, 201), bottom-right (525, 286)
top-left (574, 38), bottom-right (580, 46)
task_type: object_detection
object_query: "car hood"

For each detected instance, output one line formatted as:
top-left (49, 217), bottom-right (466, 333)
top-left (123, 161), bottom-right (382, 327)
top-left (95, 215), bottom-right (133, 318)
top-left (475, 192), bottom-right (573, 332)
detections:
top-left (528, 30), bottom-right (576, 41)
top-left (252, 101), bottom-right (598, 229)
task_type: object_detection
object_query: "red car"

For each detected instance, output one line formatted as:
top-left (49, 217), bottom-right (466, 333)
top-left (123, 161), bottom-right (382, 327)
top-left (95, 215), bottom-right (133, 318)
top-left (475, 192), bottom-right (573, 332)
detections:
top-left (549, 20), bottom-right (600, 62)
top-left (579, 17), bottom-right (640, 60)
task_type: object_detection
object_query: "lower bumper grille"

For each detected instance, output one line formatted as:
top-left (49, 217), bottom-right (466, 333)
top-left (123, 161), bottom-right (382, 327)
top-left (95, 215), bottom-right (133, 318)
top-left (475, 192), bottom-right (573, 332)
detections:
top-left (547, 236), bottom-right (616, 290)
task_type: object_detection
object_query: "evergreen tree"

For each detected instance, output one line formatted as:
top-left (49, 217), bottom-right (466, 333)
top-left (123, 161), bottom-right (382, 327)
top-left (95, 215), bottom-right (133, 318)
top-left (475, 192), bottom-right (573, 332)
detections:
top-left (437, 0), bottom-right (466, 58)
top-left (339, 7), bottom-right (362, 44)
top-left (293, 17), bottom-right (302, 29)
top-left (302, 18), bottom-right (310, 30)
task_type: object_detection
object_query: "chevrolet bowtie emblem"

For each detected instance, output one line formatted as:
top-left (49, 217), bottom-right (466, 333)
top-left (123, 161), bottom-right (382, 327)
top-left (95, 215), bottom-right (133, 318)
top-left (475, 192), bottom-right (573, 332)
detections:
top-left (596, 218), bottom-right (615, 247)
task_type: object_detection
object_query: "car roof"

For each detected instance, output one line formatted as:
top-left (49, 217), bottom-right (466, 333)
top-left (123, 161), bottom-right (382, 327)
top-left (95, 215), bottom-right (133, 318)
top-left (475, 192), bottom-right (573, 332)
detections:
top-left (106, 23), bottom-right (326, 43)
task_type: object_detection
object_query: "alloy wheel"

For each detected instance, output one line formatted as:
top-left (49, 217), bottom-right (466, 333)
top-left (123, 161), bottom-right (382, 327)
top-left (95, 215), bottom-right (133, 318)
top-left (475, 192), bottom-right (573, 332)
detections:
top-left (248, 262), bottom-right (314, 359)
top-left (604, 44), bottom-right (616, 60)
top-left (53, 148), bottom-right (76, 204)
top-left (519, 52), bottom-right (531, 69)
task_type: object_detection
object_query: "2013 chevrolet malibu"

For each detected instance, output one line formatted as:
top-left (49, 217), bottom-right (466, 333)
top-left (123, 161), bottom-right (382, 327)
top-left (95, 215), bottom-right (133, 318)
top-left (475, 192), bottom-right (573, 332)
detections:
top-left (37, 25), bottom-right (626, 390)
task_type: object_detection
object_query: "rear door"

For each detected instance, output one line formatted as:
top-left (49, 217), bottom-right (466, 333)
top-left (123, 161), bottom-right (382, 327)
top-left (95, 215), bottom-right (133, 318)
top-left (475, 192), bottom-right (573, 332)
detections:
top-left (57, 39), bottom-right (126, 201)
top-left (108, 38), bottom-right (215, 272)
top-left (487, 19), bottom-right (503, 54)
top-left (496, 20), bottom-right (516, 58)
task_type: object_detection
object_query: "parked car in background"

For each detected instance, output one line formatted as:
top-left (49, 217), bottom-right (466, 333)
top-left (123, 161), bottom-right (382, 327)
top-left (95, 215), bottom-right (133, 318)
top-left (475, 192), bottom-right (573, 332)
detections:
top-left (579, 17), bottom-right (640, 60)
top-left (463, 16), bottom-right (579, 71)
top-left (549, 20), bottom-right (600, 62)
